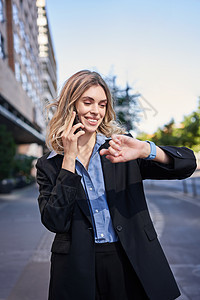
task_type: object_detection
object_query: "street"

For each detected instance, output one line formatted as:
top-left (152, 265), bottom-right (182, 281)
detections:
top-left (0, 176), bottom-right (200, 300)
top-left (144, 178), bottom-right (200, 300)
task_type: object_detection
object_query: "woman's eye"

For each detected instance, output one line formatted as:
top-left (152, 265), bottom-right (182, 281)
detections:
top-left (84, 102), bottom-right (91, 105)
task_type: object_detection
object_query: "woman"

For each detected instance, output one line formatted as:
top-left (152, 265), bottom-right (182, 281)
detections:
top-left (36, 70), bottom-right (196, 300)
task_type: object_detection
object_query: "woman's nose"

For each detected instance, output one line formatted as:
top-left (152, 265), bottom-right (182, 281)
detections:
top-left (91, 104), bottom-right (99, 114)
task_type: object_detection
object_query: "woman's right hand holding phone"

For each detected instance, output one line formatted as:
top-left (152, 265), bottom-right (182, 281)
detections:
top-left (61, 111), bottom-right (85, 172)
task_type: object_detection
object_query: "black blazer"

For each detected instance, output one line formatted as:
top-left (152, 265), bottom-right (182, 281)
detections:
top-left (36, 142), bottom-right (196, 300)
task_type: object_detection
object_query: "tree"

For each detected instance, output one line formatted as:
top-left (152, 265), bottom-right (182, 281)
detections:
top-left (105, 75), bottom-right (141, 132)
top-left (151, 119), bottom-right (180, 146)
top-left (137, 98), bottom-right (200, 152)
top-left (178, 100), bottom-right (200, 151)
top-left (0, 125), bottom-right (16, 180)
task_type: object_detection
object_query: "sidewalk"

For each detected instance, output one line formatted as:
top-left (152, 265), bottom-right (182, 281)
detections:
top-left (7, 230), bottom-right (53, 300)
top-left (0, 184), bottom-right (54, 300)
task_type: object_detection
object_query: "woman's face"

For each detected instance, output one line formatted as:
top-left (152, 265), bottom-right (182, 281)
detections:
top-left (75, 85), bottom-right (107, 134)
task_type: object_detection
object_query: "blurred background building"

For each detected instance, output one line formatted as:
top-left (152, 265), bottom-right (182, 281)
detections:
top-left (0, 0), bottom-right (57, 157)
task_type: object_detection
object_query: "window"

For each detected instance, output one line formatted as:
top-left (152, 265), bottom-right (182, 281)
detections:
top-left (12, 3), bottom-right (19, 25)
top-left (26, 58), bottom-right (32, 75)
top-left (20, 0), bottom-right (23, 10)
top-left (15, 62), bottom-right (21, 82)
top-left (31, 68), bottom-right (36, 83)
top-left (0, 31), bottom-right (5, 59)
top-left (0, 0), bottom-right (4, 23)
top-left (31, 90), bottom-right (37, 103)
top-left (20, 47), bottom-right (27, 65)
top-left (25, 34), bottom-right (30, 51)
top-left (21, 73), bottom-right (27, 91)
top-left (19, 20), bottom-right (25, 39)
top-left (27, 82), bottom-right (33, 98)
top-left (13, 33), bottom-right (20, 54)
top-left (43, 80), bottom-right (48, 89)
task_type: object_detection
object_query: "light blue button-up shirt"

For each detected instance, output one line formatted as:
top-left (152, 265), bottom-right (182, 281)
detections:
top-left (76, 134), bottom-right (118, 243)
top-left (47, 134), bottom-right (118, 243)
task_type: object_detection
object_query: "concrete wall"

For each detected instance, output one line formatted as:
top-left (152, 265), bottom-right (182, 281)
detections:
top-left (0, 59), bottom-right (34, 123)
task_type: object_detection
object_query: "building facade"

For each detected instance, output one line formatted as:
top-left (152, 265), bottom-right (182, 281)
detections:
top-left (0, 0), bottom-right (57, 156)
top-left (37, 0), bottom-right (57, 112)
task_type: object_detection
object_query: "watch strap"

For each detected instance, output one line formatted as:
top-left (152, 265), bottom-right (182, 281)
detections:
top-left (144, 141), bottom-right (157, 160)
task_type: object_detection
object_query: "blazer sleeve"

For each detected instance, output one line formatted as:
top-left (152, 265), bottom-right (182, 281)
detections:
top-left (36, 157), bottom-right (82, 233)
top-left (138, 146), bottom-right (197, 180)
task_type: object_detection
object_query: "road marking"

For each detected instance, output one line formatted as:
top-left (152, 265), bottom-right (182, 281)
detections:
top-left (31, 230), bottom-right (54, 263)
top-left (148, 200), bottom-right (165, 238)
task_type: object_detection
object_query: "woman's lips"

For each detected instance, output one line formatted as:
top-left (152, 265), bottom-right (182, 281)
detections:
top-left (85, 117), bottom-right (99, 126)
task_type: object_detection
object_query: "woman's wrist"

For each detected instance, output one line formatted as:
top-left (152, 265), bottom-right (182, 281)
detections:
top-left (62, 155), bottom-right (76, 173)
top-left (139, 141), bottom-right (151, 159)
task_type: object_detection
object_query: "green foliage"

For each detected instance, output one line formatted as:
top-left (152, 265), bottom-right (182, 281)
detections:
top-left (117, 97), bottom-right (126, 106)
top-left (140, 98), bottom-right (200, 151)
top-left (178, 109), bottom-right (200, 151)
top-left (136, 131), bottom-right (152, 141)
top-left (151, 119), bottom-right (180, 146)
top-left (105, 75), bottom-right (141, 131)
top-left (117, 111), bottom-right (126, 124)
top-left (0, 125), bottom-right (36, 183)
top-left (13, 154), bottom-right (36, 177)
top-left (0, 125), bottom-right (16, 180)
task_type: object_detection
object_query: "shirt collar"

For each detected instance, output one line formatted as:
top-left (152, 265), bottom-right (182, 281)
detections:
top-left (47, 150), bottom-right (58, 159)
top-left (47, 133), bottom-right (107, 160)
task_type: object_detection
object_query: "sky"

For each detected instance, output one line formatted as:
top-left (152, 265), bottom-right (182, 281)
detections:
top-left (45, 0), bottom-right (200, 134)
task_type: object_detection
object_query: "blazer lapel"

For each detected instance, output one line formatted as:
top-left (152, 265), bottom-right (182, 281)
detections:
top-left (76, 183), bottom-right (94, 226)
top-left (54, 154), bottom-right (93, 226)
top-left (99, 146), bottom-right (117, 217)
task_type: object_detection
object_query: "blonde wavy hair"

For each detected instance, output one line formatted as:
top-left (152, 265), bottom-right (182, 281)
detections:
top-left (46, 70), bottom-right (125, 153)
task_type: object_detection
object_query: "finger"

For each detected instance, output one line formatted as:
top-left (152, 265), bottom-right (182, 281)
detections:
top-left (76, 129), bottom-right (85, 138)
top-left (111, 134), bottom-right (122, 144)
top-left (99, 149), bottom-right (110, 156)
top-left (71, 123), bottom-right (84, 134)
top-left (67, 111), bottom-right (77, 130)
top-left (107, 146), bottom-right (120, 157)
top-left (109, 139), bottom-right (122, 151)
top-left (61, 111), bottom-right (76, 137)
top-left (70, 111), bottom-right (76, 125)
top-left (105, 155), bottom-right (124, 163)
top-left (100, 147), bottom-right (121, 157)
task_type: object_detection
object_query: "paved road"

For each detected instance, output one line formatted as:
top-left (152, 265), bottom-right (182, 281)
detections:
top-left (0, 176), bottom-right (199, 300)
top-left (144, 179), bottom-right (200, 300)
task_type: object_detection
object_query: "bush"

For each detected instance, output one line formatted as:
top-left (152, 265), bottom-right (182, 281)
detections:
top-left (13, 154), bottom-right (36, 178)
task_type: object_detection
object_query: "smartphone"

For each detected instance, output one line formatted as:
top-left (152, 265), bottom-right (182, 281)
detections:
top-left (73, 109), bottom-right (83, 133)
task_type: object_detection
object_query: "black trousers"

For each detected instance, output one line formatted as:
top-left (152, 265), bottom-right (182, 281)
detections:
top-left (95, 242), bottom-right (149, 300)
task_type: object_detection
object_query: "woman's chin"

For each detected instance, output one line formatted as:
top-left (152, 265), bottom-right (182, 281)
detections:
top-left (83, 126), bottom-right (98, 134)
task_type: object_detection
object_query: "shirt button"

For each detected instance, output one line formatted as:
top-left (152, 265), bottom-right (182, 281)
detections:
top-left (89, 187), bottom-right (93, 191)
top-left (100, 233), bottom-right (104, 237)
top-left (95, 209), bottom-right (99, 213)
top-left (116, 225), bottom-right (123, 232)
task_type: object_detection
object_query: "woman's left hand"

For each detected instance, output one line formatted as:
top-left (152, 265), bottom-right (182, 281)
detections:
top-left (100, 135), bottom-right (150, 163)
